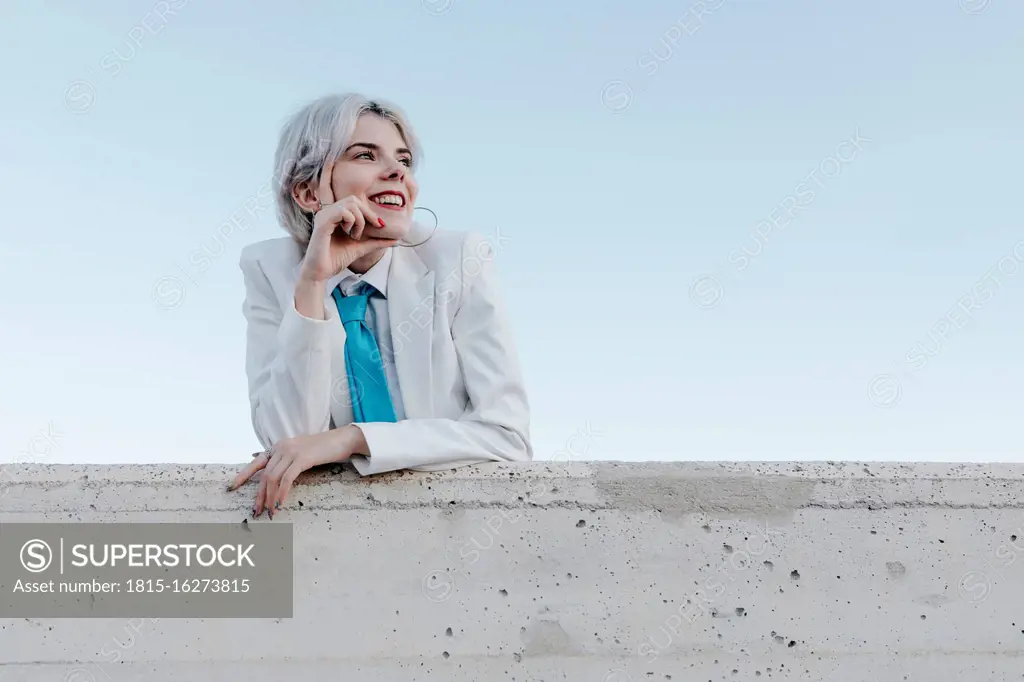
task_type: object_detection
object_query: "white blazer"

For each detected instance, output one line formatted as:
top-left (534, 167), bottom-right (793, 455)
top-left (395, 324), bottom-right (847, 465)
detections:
top-left (238, 229), bottom-right (532, 476)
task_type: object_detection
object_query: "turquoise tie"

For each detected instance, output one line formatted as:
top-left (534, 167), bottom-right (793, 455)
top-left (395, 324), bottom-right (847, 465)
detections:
top-left (331, 281), bottom-right (397, 423)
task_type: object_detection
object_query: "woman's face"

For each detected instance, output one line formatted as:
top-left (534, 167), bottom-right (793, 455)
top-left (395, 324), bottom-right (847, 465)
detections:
top-left (325, 113), bottom-right (418, 242)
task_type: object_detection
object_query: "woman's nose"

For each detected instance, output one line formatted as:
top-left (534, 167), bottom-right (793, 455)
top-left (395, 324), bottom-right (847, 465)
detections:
top-left (380, 158), bottom-right (405, 180)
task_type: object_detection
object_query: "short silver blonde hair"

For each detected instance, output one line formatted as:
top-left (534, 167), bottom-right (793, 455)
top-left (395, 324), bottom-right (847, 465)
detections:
top-left (271, 93), bottom-right (422, 246)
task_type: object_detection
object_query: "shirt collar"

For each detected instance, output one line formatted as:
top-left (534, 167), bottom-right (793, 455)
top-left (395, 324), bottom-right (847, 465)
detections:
top-left (330, 247), bottom-right (393, 298)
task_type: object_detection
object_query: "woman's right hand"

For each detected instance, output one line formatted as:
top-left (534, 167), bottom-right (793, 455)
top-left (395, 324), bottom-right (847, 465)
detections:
top-left (297, 160), bottom-right (398, 285)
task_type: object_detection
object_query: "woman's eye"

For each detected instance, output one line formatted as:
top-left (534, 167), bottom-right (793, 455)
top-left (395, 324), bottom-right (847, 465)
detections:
top-left (355, 150), bottom-right (411, 167)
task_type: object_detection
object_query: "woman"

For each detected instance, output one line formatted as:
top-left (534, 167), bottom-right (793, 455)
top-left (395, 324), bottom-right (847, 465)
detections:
top-left (227, 93), bottom-right (532, 518)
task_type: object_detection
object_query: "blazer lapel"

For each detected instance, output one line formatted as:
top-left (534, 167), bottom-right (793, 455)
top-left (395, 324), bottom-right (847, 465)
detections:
top-left (387, 246), bottom-right (435, 418)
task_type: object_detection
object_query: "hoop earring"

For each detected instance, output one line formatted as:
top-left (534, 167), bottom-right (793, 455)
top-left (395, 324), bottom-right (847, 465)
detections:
top-left (397, 206), bottom-right (439, 248)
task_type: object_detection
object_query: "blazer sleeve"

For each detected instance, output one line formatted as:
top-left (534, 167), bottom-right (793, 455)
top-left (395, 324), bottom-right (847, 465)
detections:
top-left (349, 232), bottom-right (533, 475)
top-left (240, 246), bottom-right (334, 450)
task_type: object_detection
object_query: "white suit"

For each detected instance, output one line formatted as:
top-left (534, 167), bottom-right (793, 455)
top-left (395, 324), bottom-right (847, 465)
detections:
top-left (238, 229), bottom-right (532, 475)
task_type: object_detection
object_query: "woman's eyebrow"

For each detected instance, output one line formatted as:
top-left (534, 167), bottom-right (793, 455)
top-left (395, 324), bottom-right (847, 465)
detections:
top-left (344, 142), bottom-right (413, 156)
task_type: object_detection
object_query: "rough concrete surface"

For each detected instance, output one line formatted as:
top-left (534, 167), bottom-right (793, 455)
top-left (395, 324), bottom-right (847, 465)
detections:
top-left (1, 461), bottom-right (1023, 681)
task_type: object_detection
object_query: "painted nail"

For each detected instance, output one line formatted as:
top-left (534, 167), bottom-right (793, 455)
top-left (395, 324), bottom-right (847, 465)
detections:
top-left (377, 217), bottom-right (386, 228)
top-left (274, 501), bottom-right (280, 509)
top-left (251, 506), bottom-right (258, 518)
top-left (268, 508), bottom-right (274, 520)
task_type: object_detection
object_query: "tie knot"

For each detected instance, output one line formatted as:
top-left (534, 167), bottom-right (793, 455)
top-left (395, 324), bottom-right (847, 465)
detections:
top-left (347, 280), bottom-right (376, 298)
top-left (333, 282), bottom-right (373, 324)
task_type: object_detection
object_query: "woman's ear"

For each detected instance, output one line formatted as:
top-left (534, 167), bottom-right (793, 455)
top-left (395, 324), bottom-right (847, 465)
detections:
top-left (292, 181), bottom-right (319, 214)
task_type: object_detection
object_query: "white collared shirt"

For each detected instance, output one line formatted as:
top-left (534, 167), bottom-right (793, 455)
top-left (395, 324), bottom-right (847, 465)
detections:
top-left (326, 248), bottom-right (407, 421)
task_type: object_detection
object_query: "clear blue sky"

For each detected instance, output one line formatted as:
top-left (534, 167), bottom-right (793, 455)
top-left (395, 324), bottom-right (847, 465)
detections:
top-left (1, 0), bottom-right (1022, 465)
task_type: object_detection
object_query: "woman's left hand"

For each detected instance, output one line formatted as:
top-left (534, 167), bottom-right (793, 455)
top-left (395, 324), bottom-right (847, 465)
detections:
top-left (228, 428), bottom-right (355, 518)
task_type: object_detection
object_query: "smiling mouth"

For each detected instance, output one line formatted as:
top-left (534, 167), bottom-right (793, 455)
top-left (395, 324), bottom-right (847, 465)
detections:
top-left (369, 192), bottom-right (406, 210)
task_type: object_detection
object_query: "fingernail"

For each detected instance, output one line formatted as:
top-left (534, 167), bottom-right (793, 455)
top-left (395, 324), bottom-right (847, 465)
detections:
top-left (251, 506), bottom-right (258, 518)
top-left (268, 509), bottom-right (274, 520)
top-left (226, 483), bottom-right (235, 491)
top-left (274, 501), bottom-right (280, 509)
top-left (377, 217), bottom-right (386, 228)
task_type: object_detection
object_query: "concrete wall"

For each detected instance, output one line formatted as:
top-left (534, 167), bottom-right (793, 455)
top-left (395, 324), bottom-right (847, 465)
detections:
top-left (2, 461), bottom-right (1023, 681)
